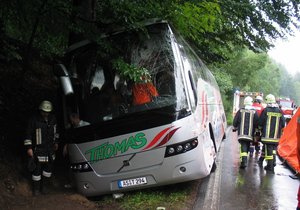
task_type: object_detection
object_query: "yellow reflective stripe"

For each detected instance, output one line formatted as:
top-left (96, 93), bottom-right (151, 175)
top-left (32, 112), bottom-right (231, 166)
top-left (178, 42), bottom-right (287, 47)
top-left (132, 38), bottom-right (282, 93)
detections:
top-left (42, 171), bottom-right (52, 178)
top-left (274, 116), bottom-right (279, 138)
top-left (267, 112), bottom-right (282, 117)
top-left (241, 111), bottom-right (245, 135)
top-left (240, 152), bottom-right (248, 157)
top-left (265, 155), bottom-right (273, 160)
top-left (24, 139), bottom-right (32, 145)
top-left (261, 138), bottom-right (279, 143)
top-left (32, 175), bottom-right (41, 181)
top-left (272, 150), bottom-right (276, 155)
top-left (266, 115), bottom-right (271, 138)
top-left (36, 128), bottom-right (42, 145)
top-left (249, 112), bottom-right (254, 136)
top-left (37, 156), bottom-right (49, 162)
top-left (54, 124), bottom-right (59, 139)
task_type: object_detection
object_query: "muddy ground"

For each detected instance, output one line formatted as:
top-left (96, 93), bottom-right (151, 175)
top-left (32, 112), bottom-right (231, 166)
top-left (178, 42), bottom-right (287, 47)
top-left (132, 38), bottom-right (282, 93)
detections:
top-left (0, 156), bottom-right (198, 210)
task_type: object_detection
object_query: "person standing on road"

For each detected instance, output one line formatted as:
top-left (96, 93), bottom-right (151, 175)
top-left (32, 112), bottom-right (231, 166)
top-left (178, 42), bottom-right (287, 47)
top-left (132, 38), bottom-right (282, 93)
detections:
top-left (252, 95), bottom-right (264, 116)
top-left (233, 96), bottom-right (259, 169)
top-left (24, 100), bottom-right (59, 196)
top-left (258, 94), bottom-right (285, 172)
top-left (251, 95), bottom-right (265, 156)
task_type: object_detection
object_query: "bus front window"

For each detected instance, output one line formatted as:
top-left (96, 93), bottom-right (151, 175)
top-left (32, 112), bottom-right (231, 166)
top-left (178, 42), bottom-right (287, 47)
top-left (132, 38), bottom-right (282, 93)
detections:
top-left (65, 23), bottom-right (189, 126)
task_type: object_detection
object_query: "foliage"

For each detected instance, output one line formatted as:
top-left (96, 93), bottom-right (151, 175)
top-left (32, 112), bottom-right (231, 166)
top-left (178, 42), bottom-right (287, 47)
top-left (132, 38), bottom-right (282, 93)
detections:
top-left (171, 1), bottom-right (220, 39)
top-left (209, 48), bottom-right (288, 120)
top-left (278, 66), bottom-right (297, 98)
top-left (293, 80), bottom-right (300, 105)
top-left (211, 48), bottom-right (281, 93)
top-left (1, 0), bottom-right (300, 66)
top-left (1, 0), bottom-right (71, 57)
top-left (112, 59), bottom-right (151, 83)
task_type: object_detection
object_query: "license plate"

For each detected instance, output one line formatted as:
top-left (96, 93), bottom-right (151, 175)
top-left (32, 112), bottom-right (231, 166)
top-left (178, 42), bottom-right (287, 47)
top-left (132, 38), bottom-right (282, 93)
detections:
top-left (118, 177), bottom-right (147, 188)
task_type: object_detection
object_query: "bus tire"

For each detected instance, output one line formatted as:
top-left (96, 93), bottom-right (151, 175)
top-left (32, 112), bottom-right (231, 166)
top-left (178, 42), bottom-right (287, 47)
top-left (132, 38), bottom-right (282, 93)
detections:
top-left (209, 124), bottom-right (217, 153)
top-left (211, 161), bottom-right (217, 173)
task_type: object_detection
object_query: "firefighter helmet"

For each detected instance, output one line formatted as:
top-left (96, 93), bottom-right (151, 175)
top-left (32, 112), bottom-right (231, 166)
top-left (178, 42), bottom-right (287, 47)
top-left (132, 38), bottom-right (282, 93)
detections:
top-left (265, 94), bottom-right (276, 104)
top-left (39, 100), bottom-right (53, 112)
top-left (244, 96), bottom-right (253, 106)
top-left (255, 95), bottom-right (263, 102)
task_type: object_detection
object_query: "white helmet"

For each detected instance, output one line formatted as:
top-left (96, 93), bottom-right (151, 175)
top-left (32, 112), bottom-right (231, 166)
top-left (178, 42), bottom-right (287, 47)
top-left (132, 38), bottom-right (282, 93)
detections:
top-left (39, 100), bottom-right (53, 112)
top-left (255, 95), bottom-right (263, 102)
top-left (244, 96), bottom-right (253, 106)
top-left (265, 94), bottom-right (276, 104)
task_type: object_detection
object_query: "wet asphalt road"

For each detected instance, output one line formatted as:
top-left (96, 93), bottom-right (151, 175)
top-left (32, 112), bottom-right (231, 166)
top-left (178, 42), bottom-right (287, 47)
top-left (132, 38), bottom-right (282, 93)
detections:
top-left (193, 127), bottom-right (299, 210)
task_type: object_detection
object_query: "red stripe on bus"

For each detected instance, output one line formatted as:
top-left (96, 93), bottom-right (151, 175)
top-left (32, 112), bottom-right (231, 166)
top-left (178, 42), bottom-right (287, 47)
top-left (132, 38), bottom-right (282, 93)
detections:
top-left (143, 127), bottom-right (173, 151)
top-left (155, 127), bottom-right (180, 148)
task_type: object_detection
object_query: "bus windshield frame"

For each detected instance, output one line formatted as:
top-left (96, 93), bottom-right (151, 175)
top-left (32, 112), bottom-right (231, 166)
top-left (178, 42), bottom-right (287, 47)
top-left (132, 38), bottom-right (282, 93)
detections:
top-left (63, 23), bottom-right (189, 129)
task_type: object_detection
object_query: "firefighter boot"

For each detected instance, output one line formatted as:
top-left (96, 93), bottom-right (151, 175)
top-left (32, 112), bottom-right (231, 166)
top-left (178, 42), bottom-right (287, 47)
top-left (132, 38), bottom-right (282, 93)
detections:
top-left (273, 155), bottom-right (276, 166)
top-left (240, 156), bottom-right (247, 169)
top-left (264, 160), bottom-right (274, 173)
top-left (41, 177), bottom-right (51, 195)
top-left (32, 180), bottom-right (41, 196)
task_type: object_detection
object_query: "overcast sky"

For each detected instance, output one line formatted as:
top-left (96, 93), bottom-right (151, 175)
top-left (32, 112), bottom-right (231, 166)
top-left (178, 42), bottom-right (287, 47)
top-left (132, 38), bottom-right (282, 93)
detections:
top-left (268, 30), bottom-right (300, 75)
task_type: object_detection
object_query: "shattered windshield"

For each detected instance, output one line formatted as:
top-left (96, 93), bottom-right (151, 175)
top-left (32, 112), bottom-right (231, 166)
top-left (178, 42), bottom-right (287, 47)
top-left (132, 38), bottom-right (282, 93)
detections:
top-left (64, 23), bottom-right (188, 126)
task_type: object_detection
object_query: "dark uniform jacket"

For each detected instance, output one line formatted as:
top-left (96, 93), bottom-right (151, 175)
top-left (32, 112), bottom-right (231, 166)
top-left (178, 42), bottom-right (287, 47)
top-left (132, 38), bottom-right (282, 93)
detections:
top-left (233, 107), bottom-right (259, 141)
top-left (24, 113), bottom-right (59, 162)
top-left (258, 105), bottom-right (285, 144)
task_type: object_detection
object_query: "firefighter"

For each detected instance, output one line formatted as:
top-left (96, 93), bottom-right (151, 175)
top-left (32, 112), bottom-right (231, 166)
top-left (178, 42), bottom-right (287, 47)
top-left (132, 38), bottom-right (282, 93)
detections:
top-left (233, 96), bottom-right (259, 169)
top-left (251, 95), bottom-right (264, 156)
top-left (258, 94), bottom-right (285, 172)
top-left (24, 100), bottom-right (59, 196)
top-left (252, 95), bottom-right (264, 116)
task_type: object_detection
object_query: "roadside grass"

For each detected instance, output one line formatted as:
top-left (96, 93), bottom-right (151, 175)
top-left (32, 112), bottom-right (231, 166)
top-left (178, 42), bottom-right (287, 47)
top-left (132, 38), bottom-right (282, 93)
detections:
top-left (95, 181), bottom-right (199, 210)
top-left (227, 114), bottom-right (233, 125)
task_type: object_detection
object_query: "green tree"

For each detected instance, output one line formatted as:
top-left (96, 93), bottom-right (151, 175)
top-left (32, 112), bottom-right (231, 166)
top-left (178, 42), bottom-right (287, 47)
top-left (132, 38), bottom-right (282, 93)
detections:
top-left (1, 0), bottom-right (300, 66)
top-left (210, 48), bottom-right (283, 118)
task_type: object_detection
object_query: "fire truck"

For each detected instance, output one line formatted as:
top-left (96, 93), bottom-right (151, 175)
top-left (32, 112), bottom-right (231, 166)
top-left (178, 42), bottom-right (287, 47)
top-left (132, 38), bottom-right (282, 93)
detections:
top-left (232, 90), bottom-right (264, 117)
top-left (276, 97), bottom-right (296, 124)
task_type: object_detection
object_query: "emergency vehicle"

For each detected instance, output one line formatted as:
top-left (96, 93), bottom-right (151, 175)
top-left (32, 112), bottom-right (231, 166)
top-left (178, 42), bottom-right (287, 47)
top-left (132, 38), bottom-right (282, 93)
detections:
top-left (276, 97), bottom-right (296, 124)
top-left (232, 90), bottom-right (263, 117)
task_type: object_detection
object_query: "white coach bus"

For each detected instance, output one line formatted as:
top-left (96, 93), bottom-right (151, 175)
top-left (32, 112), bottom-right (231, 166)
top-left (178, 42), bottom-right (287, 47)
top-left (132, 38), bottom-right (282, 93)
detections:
top-left (54, 20), bottom-right (227, 196)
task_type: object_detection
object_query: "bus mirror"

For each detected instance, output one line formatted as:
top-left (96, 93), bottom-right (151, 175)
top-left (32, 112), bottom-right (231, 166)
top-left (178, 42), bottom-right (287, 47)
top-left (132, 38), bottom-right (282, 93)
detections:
top-left (53, 64), bottom-right (74, 95)
top-left (60, 76), bottom-right (74, 95)
top-left (53, 64), bottom-right (68, 77)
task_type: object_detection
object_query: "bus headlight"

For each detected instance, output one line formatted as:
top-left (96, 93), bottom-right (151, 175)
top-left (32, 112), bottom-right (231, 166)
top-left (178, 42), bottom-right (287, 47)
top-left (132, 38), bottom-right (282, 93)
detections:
top-left (167, 147), bottom-right (175, 155)
top-left (184, 143), bottom-right (191, 150)
top-left (164, 138), bottom-right (198, 157)
top-left (176, 145), bottom-right (183, 152)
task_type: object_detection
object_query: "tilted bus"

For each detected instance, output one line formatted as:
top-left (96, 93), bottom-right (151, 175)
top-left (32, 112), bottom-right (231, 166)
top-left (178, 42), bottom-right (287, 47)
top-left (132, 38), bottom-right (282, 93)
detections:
top-left (54, 20), bottom-right (227, 196)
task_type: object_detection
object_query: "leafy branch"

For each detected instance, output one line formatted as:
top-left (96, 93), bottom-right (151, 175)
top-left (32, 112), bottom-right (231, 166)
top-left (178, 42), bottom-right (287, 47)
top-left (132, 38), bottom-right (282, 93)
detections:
top-left (113, 58), bottom-right (151, 83)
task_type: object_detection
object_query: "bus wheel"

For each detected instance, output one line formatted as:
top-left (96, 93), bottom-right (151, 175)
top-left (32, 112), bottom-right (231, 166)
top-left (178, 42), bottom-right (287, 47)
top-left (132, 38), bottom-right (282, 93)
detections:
top-left (211, 161), bottom-right (217, 173)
